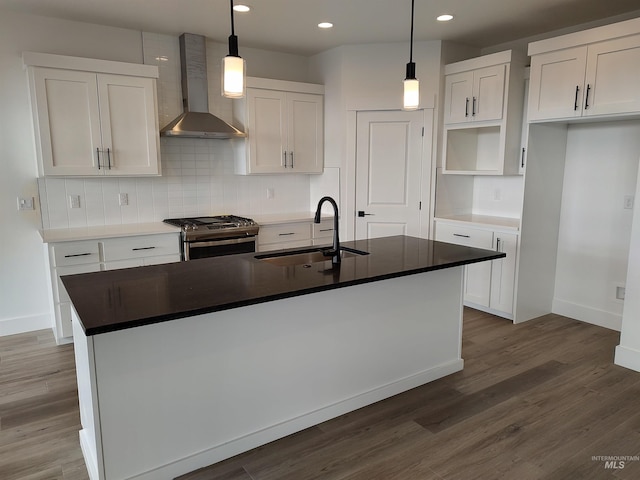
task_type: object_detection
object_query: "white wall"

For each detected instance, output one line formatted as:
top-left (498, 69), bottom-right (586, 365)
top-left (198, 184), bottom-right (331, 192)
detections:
top-left (553, 121), bottom-right (640, 331)
top-left (0, 11), bottom-right (143, 335)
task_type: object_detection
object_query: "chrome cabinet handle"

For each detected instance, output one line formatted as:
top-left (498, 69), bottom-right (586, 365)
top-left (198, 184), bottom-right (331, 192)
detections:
top-left (282, 151), bottom-right (287, 168)
top-left (472, 97), bottom-right (477, 116)
top-left (278, 232), bottom-right (296, 236)
top-left (96, 148), bottom-right (101, 170)
top-left (290, 151), bottom-right (294, 168)
top-left (106, 148), bottom-right (112, 169)
top-left (496, 237), bottom-right (502, 252)
top-left (132, 246), bottom-right (156, 251)
top-left (521, 147), bottom-right (526, 168)
top-left (358, 211), bottom-right (374, 217)
top-left (465, 98), bottom-right (469, 117)
top-left (574, 85), bottom-right (580, 111)
top-left (453, 233), bottom-right (470, 238)
top-left (64, 252), bottom-right (93, 258)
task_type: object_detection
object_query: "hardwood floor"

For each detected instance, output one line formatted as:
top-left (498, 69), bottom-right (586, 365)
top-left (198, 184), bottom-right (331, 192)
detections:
top-left (2, 309), bottom-right (639, 479)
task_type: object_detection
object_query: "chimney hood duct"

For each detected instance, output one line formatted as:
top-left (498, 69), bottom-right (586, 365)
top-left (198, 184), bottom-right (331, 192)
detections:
top-left (160, 33), bottom-right (246, 139)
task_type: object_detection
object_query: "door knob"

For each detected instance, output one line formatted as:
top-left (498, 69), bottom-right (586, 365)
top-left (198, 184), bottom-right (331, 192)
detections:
top-left (358, 211), bottom-right (374, 217)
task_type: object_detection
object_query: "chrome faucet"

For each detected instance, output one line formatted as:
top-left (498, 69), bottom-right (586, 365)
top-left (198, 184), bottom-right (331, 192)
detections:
top-left (314, 196), bottom-right (340, 265)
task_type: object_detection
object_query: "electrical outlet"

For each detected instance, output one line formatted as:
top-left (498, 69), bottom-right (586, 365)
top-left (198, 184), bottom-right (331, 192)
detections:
top-left (119, 193), bottom-right (129, 206)
top-left (493, 188), bottom-right (502, 201)
top-left (69, 194), bottom-right (81, 209)
top-left (17, 197), bottom-right (35, 211)
top-left (616, 286), bottom-right (626, 301)
top-left (267, 188), bottom-right (275, 199)
top-left (624, 195), bottom-right (634, 210)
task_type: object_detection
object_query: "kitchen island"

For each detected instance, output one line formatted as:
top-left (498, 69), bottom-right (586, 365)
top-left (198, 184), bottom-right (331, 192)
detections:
top-left (63, 235), bottom-right (504, 480)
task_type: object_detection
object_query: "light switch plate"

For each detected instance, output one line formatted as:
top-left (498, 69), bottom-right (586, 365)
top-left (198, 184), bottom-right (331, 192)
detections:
top-left (17, 197), bottom-right (35, 211)
top-left (69, 194), bottom-right (81, 209)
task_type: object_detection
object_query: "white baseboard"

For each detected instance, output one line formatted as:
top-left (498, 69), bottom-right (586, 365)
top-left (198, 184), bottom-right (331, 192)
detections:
top-left (0, 313), bottom-right (51, 337)
top-left (552, 298), bottom-right (622, 331)
top-left (128, 359), bottom-right (464, 480)
top-left (615, 345), bottom-right (640, 373)
top-left (79, 430), bottom-right (100, 480)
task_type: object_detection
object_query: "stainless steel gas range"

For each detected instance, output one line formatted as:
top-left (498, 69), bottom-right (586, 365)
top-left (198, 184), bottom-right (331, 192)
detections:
top-left (163, 215), bottom-right (259, 260)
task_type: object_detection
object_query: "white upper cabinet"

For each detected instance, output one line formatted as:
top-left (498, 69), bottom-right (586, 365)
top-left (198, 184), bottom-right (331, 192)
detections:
top-left (444, 64), bottom-right (506, 124)
top-left (528, 18), bottom-right (640, 122)
top-left (25, 53), bottom-right (160, 177)
top-left (442, 50), bottom-right (525, 175)
top-left (234, 78), bottom-right (324, 175)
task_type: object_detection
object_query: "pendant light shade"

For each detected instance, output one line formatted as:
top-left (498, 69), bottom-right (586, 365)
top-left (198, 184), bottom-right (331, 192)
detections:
top-left (403, 0), bottom-right (419, 110)
top-left (222, 0), bottom-right (246, 98)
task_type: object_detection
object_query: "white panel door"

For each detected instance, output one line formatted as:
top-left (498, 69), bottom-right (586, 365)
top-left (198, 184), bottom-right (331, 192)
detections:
top-left (288, 92), bottom-right (324, 173)
top-left (473, 64), bottom-right (506, 122)
top-left (98, 74), bottom-right (159, 175)
top-left (583, 35), bottom-right (640, 117)
top-left (33, 68), bottom-right (102, 176)
top-left (247, 88), bottom-right (287, 173)
top-left (355, 110), bottom-right (424, 240)
top-left (444, 71), bottom-right (473, 124)
top-left (490, 232), bottom-right (518, 314)
top-left (528, 46), bottom-right (587, 121)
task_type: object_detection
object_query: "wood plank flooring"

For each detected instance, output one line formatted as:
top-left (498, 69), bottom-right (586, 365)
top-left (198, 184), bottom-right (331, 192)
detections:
top-left (2, 309), bottom-right (639, 479)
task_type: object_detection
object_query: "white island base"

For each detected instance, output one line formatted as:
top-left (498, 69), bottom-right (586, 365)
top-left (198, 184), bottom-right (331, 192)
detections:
top-left (72, 266), bottom-right (465, 480)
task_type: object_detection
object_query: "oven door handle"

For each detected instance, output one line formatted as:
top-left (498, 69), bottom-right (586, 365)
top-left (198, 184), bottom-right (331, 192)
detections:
top-left (187, 236), bottom-right (256, 249)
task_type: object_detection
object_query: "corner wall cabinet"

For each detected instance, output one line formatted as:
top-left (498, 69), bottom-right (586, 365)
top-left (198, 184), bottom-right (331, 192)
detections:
top-left (24, 52), bottom-right (161, 177)
top-left (233, 78), bottom-right (324, 175)
top-left (435, 220), bottom-right (518, 317)
top-left (47, 232), bottom-right (180, 344)
top-left (528, 20), bottom-right (640, 122)
top-left (442, 50), bottom-right (525, 175)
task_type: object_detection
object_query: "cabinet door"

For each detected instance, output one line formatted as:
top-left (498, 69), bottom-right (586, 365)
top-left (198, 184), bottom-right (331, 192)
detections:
top-left (247, 88), bottom-right (288, 173)
top-left (489, 232), bottom-right (518, 314)
top-left (583, 35), bottom-right (640, 117)
top-left (472, 64), bottom-right (506, 122)
top-left (32, 68), bottom-right (102, 176)
top-left (444, 71), bottom-right (473, 124)
top-left (97, 75), bottom-right (160, 175)
top-left (528, 46), bottom-right (587, 121)
top-left (287, 93), bottom-right (324, 173)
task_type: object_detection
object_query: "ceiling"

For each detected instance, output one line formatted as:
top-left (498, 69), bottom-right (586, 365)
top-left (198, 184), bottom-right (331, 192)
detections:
top-left (1, 0), bottom-right (640, 56)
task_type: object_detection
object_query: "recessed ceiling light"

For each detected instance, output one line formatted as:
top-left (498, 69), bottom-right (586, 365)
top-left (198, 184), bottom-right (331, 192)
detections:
top-left (437, 14), bottom-right (454, 22)
top-left (318, 22), bottom-right (334, 29)
top-left (233, 4), bottom-right (250, 13)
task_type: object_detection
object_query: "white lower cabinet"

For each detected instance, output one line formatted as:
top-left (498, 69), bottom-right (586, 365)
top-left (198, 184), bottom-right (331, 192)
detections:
top-left (47, 232), bottom-right (180, 343)
top-left (435, 221), bottom-right (518, 318)
top-left (258, 219), bottom-right (333, 252)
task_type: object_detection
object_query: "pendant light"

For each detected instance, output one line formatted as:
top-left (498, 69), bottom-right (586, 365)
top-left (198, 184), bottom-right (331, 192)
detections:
top-left (222, 0), bottom-right (246, 98)
top-left (403, 0), bottom-right (419, 110)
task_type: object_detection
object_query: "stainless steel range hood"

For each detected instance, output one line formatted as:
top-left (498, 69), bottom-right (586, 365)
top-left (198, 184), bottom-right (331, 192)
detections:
top-left (160, 33), bottom-right (246, 139)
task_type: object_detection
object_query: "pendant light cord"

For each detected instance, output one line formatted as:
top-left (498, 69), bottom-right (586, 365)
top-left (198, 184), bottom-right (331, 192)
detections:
top-left (409, 0), bottom-right (415, 63)
top-left (230, 0), bottom-right (235, 36)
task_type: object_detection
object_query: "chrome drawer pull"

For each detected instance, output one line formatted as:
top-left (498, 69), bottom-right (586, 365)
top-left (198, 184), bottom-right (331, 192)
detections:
top-left (64, 253), bottom-right (93, 258)
top-left (453, 233), bottom-right (470, 238)
top-left (132, 246), bottom-right (156, 251)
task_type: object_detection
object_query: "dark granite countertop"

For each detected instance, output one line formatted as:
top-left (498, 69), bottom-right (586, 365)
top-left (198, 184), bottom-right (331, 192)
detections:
top-left (62, 235), bottom-right (505, 336)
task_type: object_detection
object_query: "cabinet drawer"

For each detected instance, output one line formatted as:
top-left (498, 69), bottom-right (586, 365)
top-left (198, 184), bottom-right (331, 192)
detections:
top-left (101, 234), bottom-right (180, 262)
top-left (435, 223), bottom-right (494, 249)
top-left (52, 241), bottom-right (100, 267)
top-left (313, 220), bottom-right (334, 239)
top-left (258, 223), bottom-right (311, 246)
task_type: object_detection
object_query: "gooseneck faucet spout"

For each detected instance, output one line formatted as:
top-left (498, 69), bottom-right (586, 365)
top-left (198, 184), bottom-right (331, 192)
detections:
top-left (314, 196), bottom-right (340, 265)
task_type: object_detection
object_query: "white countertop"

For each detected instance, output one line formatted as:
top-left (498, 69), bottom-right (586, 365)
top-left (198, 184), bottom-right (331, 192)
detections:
top-left (435, 214), bottom-right (521, 231)
top-left (40, 222), bottom-right (181, 243)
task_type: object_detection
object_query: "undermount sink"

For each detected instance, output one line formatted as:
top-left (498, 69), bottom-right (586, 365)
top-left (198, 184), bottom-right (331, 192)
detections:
top-left (255, 246), bottom-right (369, 267)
